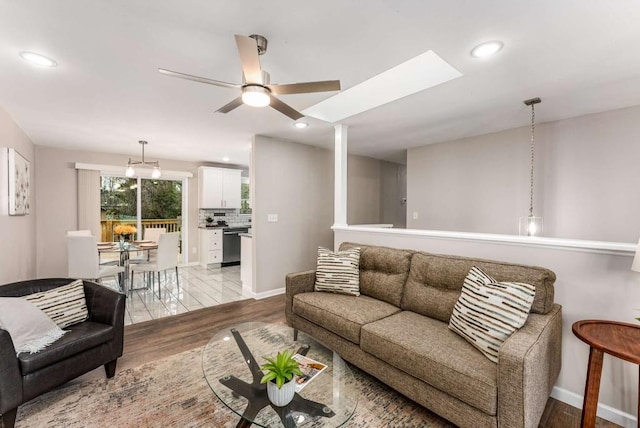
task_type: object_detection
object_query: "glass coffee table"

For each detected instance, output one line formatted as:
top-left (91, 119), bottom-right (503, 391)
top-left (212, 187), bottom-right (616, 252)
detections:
top-left (202, 322), bottom-right (358, 427)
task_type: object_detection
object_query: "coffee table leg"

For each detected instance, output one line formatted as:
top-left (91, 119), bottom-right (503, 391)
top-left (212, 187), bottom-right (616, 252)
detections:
top-left (581, 347), bottom-right (604, 428)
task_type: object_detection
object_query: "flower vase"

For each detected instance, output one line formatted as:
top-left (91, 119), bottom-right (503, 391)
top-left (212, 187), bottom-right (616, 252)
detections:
top-left (266, 379), bottom-right (295, 407)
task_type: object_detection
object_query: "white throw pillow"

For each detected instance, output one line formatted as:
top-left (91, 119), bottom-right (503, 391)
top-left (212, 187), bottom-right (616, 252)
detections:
top-left (0, 298), bottom-right (67, 355)
top-left (24, 279), bottom-right (88, 328)
top-left (448, 266), bottom-right (535, 363)
top-left (314, 247), bottom-right (361, 296)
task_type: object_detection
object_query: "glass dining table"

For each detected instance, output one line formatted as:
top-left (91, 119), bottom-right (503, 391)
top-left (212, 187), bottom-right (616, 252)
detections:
top-left (97, 240), bottom-right (158, 292)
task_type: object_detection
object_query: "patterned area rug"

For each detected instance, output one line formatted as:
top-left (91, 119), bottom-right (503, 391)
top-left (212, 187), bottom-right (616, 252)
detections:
top-left (14, 347), bottom-right (455, 427)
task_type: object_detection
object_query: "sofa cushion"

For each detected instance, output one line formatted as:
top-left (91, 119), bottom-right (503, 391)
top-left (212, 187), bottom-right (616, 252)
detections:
top-left (24, 279), bottom-right (89, 328)
top-left (449, 267), bottom-right (535, 363)
top-left (340, 242), bottom-right (413, 307)
top-left (18, 321), bottom-right (114, 374)
top-left (361, 311), bottom-right (498, 415)
top-left (314, 247), bottom-right (361, 296)
top-left (292, 292), bottom-right (400, 344)
top-left (401, 252), bottom-right (556, 322)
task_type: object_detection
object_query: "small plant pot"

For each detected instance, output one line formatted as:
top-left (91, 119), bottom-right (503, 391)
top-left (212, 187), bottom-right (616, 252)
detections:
top-left (266, 379), bottom-right (295, 407)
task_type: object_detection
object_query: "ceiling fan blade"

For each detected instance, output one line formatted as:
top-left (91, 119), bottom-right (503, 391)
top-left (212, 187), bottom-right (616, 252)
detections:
top-left (268, 80), bottom-right (341, 95)
top-left (216, 96), bottom-right (244, 114)
top-left (234, 35), bottom-right (263, 85)
top-left (158, 68), bottom-right (240, 90)
top-left (269, 96), bottom-right (304, 120)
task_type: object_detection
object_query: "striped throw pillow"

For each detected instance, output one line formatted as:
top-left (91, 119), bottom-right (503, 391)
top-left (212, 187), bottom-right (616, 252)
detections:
top-left (24, 279), bottom-right (89, 328)
top-left (314, 247), bottom-right (361, 296)
top-left (448, 266), bottom-right (535, 363)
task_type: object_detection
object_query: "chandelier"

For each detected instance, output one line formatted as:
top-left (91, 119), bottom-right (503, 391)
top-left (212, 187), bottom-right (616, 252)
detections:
top-left (125, 140), bottom-right (161, 179)
top-left (519, 98), bottom-right (542, 236)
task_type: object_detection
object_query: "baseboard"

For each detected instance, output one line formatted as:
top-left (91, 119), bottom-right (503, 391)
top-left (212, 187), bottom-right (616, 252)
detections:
top-left (551, 386), bottom-right (637, 428)
top-left (252, 287), bottom-right (285, 300)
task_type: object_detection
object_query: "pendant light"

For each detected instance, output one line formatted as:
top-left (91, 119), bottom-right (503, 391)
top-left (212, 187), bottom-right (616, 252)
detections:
top-left (125, 140), bottom-right (161, 179)
top-left (519, 98), bottom-right (543, 237)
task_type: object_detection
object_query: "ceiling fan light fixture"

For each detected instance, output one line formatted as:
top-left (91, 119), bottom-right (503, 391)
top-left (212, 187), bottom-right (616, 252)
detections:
top-left (470, 41), bottom-right (504, 58)
top-left (20, 51), bottom-right (57, 67)
top-left (241, 86), bottom-right (271, 107)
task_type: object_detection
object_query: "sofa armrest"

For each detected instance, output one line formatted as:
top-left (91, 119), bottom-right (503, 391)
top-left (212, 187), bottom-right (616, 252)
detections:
top-left (285, 270), bottom-right (316, 324)
top-left (83, 281), bottom-right (125, 327)
top-left (497, 303), bottom-right (562, 428)
top-left (0, 330), bottom-right (23, 414)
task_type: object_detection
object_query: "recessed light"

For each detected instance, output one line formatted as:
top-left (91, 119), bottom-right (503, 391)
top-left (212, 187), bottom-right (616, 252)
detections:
top-left (470, 41), bottom-right (503, 58)
top-left (222, 156), bottom-right (230, 162)
top-left (20, 51), bottom-right (57, 67)
top-left (293, 121), bottom-right (309, 129)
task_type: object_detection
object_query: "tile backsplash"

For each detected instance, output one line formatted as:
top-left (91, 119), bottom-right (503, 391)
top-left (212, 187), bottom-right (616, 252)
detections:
top-left (199, 208), bottom-right (251, 227)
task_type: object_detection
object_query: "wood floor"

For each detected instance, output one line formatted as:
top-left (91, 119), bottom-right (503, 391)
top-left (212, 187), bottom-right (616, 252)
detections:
top-left (78, 295), bottom-right (620, 427)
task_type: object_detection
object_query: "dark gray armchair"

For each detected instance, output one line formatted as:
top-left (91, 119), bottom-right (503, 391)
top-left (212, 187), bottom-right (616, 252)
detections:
top-left (0, 278), bottom-right (125, 428)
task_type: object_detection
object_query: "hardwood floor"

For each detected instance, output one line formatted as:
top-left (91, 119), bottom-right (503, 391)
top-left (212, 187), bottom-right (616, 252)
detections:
top-left (79, 295), bottom-right (620, 427)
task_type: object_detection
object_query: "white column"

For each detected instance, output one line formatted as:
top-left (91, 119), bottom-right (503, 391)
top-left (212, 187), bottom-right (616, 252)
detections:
top-left (334, 124), bottom-right (348, 226)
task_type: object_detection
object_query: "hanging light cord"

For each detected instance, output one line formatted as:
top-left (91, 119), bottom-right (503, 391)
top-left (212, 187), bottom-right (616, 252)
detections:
top-left (528, 103), bottom-right (535, 217)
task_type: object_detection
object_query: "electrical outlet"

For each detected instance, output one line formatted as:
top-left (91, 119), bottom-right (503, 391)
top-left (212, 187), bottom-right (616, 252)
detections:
top-left (412, 212), bottom-right (419, 220)
top-left (267, 213), bottom-right (278, 223)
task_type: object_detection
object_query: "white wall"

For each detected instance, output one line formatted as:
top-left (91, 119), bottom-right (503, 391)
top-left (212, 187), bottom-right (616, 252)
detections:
top-left (252, 136), bottom-right (334, 294)
top-left (407, 105), bottom-right (640, 242)
top-left (334, 227), bottom-right (639, 427)
top-left (380, 160), bottom-right (407, 228)
top-left (347, 155), bottom-right (406, 227)
top-left (0, 108), bottom-right (36, 283)
top-left (348, 155), bottom-right (381, 225)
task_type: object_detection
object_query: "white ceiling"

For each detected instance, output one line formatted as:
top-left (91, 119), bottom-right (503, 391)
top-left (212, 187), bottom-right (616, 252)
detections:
top-left (1, 1), bottom-right (639, 166)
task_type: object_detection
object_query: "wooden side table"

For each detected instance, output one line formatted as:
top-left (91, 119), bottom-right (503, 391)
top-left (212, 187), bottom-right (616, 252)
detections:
top-left (572, 320), bottom-right (640, 428)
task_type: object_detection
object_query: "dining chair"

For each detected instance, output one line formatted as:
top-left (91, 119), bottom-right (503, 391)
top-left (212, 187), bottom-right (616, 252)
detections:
top-left (67, 230), bottom-right (118, 265)
top-left (130, 232), bottom-right (180, 299)
top-left (66, 235), bottom-right (125, 290)
top-left (144, 227), bottom-right (166, 242)
top-left (129, 227), bottom-right (167, 264)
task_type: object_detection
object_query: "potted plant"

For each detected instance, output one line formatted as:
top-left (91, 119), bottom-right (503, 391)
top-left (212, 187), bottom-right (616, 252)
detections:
top-left (260, 349), bottom-right (302, 406)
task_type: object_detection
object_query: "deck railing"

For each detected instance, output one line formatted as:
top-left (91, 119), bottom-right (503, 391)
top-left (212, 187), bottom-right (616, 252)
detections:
top-left (100, 219), bottom-right (181, 242)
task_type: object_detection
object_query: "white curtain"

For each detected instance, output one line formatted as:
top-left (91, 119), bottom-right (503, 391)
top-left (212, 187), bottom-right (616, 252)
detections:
top-left (77, 169), bottom-right (101, 238)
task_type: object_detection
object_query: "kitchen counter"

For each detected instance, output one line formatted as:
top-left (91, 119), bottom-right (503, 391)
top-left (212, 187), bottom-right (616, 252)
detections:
top-left (198, 224), bottom-right (251, 230)
top-left (238, 232), bottom-right (252, 238)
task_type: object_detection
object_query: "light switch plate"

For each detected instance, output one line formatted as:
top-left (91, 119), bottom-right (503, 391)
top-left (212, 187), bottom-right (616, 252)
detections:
top-left (412, 212), bottom-right (419, 220)
top-left (267, 214), bottom-right (278, 223)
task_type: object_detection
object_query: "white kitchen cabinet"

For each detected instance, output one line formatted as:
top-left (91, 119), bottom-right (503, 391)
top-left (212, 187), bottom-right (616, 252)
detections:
top-left (199, 228), bottom-right (222, 266)
top-left (198, 166), bottom-right (242, 208)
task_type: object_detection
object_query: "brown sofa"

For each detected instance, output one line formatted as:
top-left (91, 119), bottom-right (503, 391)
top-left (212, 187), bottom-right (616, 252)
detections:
top-left (285, 243), bottom-right (562, 428)
top-left (0, 278), bottom-right (125, 428)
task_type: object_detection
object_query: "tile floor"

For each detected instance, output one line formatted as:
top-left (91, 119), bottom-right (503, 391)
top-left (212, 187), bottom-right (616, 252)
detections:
top-left (102, 264), bottom-right (245, 326)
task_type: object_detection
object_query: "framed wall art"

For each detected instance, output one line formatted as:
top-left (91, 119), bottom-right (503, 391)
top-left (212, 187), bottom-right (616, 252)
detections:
top-left (8, 148), bottom-right (30, 215)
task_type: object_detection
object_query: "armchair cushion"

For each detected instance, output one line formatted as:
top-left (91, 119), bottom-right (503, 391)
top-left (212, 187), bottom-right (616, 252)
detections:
top-left (23, 279), bottom-right (88, 328)
top-left (0, 298), bottom-right (66, 355)
top-left (18, 321), bottom-right (114, 374)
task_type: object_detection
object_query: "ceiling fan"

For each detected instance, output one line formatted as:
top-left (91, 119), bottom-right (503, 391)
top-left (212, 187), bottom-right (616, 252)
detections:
top-left (159, 34), bottom-right (341, 120)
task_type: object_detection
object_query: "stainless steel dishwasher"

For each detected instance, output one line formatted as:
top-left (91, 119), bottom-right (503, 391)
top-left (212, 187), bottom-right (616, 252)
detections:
top-left (222, 227), bottom-right (249, 266)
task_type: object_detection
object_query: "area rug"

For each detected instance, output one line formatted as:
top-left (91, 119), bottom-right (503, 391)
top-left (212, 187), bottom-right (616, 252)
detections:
top-left (14, 347), bottom-right (455, 427)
